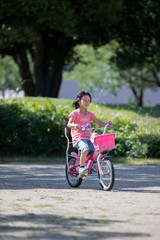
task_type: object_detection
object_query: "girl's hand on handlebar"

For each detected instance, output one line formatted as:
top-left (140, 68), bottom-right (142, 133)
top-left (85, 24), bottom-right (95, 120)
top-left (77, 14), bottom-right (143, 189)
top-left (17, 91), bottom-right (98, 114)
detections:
top-left (107, 121), bottom-right (113, 128)
top-left (74, 124), bottom-right (81, 130)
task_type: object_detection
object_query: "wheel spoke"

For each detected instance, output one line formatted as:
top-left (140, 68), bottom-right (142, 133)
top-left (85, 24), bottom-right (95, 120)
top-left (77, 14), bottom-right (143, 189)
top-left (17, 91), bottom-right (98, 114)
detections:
top-left (98, 159), bottom-right (115, 191)
top-left (66, 157), bottom-right (82, 188)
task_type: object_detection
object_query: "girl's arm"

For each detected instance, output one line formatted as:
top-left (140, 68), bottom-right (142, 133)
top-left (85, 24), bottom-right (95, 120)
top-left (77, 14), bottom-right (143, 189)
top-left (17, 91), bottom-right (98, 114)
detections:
top-left (67, 117), bottom-right (81, 130)
top-left (93, 117), bottom-right (113, 128)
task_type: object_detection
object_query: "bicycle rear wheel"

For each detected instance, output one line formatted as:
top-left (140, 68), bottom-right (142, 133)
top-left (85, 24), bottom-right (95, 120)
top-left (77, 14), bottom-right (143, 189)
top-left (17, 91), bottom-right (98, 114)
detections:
top-left (66, 156), bottom-right (82, 188)
top-left (98, 158), bottom-right (115, 191)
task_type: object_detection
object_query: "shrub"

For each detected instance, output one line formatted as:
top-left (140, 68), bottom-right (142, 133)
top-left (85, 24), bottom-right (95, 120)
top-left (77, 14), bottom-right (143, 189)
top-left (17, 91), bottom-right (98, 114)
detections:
top-left (0, 99), bottom-right (69, 155)
top-left (0, 98), bottom-right (160, 158)
top-left (112, 117), bottom-right (160, 158)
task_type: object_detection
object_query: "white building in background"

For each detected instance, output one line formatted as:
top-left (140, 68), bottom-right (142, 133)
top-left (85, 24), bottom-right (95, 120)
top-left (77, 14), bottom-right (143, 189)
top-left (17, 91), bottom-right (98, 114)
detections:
top-left (1, 80), bottom-right (160, 106)
top-left (59, 80), bottom-right (160, 106)
top-left (0, 89), bottom-right (25, 99)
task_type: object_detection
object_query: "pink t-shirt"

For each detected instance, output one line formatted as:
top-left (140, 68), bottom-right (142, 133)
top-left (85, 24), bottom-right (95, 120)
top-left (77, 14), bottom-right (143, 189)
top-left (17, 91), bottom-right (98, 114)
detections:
top-left (68, 109), bottom-right (96, 146)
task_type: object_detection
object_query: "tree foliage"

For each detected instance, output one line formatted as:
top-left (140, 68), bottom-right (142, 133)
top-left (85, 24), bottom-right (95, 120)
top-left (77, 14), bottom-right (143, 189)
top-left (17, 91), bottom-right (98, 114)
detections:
top-left (64, 42), bottom-right (157, 106)
top-left (1, 0), bottom-right (160, 99)
top-left (113, 0), bottom-right (160, 86)
top-left (0, 56), bottom-right (20, 96)
top-left (65, 0), bottom-right (160, 106)
top-left (64, 42), bottom-right (119, 91)
top-left (0, 0), bottom-right (122, 97)
top-left (110, 0), bottom-right (160, 105)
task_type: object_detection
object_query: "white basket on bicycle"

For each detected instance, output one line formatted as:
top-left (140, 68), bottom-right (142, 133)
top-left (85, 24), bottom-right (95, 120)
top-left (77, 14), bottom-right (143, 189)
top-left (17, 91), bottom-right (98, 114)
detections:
top-left (93, 133), bottom-right (116, 153)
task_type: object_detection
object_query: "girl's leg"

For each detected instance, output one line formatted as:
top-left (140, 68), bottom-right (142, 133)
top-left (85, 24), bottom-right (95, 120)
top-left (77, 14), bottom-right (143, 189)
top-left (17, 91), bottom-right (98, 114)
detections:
top-left (75, 139), bottom-right (90, 176)
top-left (79, 150), bottom-right (89, 177)
top-left (80, 150), bottom-right (89, 167)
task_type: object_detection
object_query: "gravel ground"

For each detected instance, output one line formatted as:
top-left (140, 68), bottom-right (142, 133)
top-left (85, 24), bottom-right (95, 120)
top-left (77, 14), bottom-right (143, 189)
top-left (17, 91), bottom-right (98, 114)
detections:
top-left (0, 164), bottom-right (160, 240)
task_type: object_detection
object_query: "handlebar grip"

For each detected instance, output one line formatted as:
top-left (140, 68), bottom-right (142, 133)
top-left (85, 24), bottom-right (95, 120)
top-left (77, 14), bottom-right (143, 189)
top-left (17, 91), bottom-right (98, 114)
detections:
top-left (103, 123), bottom-right (112, 134)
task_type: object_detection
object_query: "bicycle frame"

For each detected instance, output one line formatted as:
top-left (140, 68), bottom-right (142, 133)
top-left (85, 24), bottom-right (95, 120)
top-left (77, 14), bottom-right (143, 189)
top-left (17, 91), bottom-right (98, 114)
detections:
top-left (64, 123), bottom-right (111, 176)
top-left (65, 123), bottom-right (115, 191)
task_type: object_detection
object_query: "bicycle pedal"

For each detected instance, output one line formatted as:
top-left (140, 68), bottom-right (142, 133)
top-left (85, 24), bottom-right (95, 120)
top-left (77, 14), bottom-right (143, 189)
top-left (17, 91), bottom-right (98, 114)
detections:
top-left (91, 167), bottom-right (97, 172)
top-left (79, 174), bottom-right (87, 179)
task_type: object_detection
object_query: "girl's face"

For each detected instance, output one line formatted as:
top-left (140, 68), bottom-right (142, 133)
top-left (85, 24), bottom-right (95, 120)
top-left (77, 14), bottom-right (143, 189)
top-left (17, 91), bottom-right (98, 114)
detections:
top-left (78, 95), bottom-right (91, 109)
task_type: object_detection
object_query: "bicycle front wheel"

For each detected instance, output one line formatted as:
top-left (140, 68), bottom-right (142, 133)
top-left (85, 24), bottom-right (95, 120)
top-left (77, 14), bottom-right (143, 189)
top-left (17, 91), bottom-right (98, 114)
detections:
top-left (98, 158), bottom-right (115, 191)
top-left (66, 157), bottom-right (82, 188)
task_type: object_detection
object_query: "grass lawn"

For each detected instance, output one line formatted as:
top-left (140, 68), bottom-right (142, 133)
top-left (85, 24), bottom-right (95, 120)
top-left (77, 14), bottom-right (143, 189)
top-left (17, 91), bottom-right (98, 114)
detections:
top-left (0, 155), bottom-right (159, 165)
top-left (4, 97), bottom-right (160, 129)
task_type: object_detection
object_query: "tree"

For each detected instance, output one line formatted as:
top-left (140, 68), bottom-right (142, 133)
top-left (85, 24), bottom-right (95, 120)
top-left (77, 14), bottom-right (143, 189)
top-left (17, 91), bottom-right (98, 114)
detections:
top-left (64, 42), bottom-right (119, 91)
top-left (0, 0), bottom-right (123, 97)
top-left (64, 42), bottom-right (158, 106)
top-left (112, 0), bottom-right (160, 86)
top-left (64, 0), bottom-right (160, 106)
top-left (116, 65), bottom-right (157, 106)
top-left (110, 0), bottom-right (160, 105)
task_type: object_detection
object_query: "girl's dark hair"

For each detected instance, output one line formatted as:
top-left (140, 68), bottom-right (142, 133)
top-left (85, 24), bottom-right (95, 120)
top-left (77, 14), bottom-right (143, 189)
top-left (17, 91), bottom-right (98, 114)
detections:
top-left (73, 90), bottom-right (92, 109)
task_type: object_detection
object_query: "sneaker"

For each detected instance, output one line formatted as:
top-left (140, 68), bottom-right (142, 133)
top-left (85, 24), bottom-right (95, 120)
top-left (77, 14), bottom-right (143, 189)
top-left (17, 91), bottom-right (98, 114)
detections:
top-left (79, 167), bottom-right (88, 178)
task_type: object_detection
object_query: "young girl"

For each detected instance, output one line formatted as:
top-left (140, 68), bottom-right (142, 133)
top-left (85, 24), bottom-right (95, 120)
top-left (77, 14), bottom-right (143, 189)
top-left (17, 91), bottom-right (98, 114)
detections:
top-left (67, 90), bottom-right (113, 177)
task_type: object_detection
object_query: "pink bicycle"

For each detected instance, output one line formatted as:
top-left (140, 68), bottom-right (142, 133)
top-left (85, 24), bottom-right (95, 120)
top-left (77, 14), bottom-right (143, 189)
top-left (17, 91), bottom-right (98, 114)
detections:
top-left (64, 124), bottom-right (116, 191)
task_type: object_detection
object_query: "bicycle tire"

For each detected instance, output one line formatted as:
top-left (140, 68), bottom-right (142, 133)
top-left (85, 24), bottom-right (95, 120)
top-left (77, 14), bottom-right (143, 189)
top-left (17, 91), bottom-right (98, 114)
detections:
top-left (98, 158), bottom-right (115, 191)
top-left (66, 156), bottom-right (82, 188)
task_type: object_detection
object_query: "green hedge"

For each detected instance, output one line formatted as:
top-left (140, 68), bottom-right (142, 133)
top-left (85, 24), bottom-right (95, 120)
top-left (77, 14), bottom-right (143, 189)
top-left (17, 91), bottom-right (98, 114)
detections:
top-left (0, 99), bottom-right (160, 158)
top-left (0, 99), bottom-right (69, 155)
top-left (112, 117), bottom-right (160, 158)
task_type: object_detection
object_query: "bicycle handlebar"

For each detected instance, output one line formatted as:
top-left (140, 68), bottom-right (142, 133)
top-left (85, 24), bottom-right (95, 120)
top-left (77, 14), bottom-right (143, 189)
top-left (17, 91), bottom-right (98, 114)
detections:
top-left (103, 124), bottom-right (111, 134)
top-left (82, 123), bottom-right (111, 135)
top-left (81, 123), bottom-right (91, 131)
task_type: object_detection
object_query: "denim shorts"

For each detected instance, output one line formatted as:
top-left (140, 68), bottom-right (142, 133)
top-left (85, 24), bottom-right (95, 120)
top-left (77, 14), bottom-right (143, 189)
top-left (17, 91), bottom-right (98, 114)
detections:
top-left (75, 139), bottom-right (95, 154)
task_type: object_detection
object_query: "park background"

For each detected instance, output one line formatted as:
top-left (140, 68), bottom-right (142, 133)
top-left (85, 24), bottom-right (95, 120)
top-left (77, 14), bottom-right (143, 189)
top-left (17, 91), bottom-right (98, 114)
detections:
top-left (0, 2), bottom-right (160, 240)
top-left (0, 0), bottom-right (160, 162)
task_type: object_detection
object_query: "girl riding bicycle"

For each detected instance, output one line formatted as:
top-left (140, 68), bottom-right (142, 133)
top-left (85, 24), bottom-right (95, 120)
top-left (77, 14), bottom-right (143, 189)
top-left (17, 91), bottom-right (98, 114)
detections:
top-left (67, 90), bottom-right (113, 178)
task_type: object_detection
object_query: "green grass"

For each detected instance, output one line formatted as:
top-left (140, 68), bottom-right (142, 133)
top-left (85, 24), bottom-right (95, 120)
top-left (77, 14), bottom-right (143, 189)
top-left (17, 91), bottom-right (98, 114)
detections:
top-left (0, 155), bottom-right (65, 164)
top-left (112, 157), bottom-right (160, 165)
top-left (0, 155), bottom-right (159, 165)
top-left (89, 103), bottom-right (160, 129)
top-left (4, 97), bottom-right (160, 129)
top-left (3, 96), bottom-right (160, 148)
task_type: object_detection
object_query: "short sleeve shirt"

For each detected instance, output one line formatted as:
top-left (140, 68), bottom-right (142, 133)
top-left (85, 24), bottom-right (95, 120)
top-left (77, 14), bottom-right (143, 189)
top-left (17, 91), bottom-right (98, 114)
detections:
top-left (68, 109), bottom-right (96, 146)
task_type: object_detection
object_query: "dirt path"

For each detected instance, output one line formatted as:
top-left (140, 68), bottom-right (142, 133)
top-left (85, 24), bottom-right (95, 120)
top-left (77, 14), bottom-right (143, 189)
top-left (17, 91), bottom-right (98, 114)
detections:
top-left (0, 164), bottom-right (160, 240)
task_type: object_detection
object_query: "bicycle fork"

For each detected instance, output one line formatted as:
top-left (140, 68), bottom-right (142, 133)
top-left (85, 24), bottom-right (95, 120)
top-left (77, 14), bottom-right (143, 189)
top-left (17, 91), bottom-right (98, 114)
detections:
top-left (97, 153), bottom-right (103, 175)
top-left (97, 153), bottom-right (109, 176)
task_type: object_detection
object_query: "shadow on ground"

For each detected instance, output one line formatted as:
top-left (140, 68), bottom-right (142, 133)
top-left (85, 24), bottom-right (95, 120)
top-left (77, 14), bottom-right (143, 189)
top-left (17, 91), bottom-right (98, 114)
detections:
top-left (0, 213), bottom-right (147, 240)
top-left (0, 164), bottom-right (160, 192)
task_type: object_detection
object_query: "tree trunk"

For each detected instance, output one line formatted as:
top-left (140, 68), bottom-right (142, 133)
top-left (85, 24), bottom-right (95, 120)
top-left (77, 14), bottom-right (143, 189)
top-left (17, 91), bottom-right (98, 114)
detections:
top-left (48, 64), bottom-right (63, 97)
top-left (14, 33), bottom-right (73, 98)
top-left (34, 34), bottom-right (64, 97)
top-left (14, 48), bottom-right (35, 96)
top-left (138, 89), bottom-right (143, 106)
top-left (131, 87), bottom-right (143, 106)
top-left (34, 36), bottom-right (47, 96)
top-left (152, 69), bottom-right (160, 87)
top-left (34, 63), bottom-right (63, 97)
